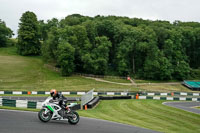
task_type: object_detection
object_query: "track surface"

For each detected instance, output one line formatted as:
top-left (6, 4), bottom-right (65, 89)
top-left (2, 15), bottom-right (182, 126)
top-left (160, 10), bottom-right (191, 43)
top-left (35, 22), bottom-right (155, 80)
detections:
top-left (163, 101), bottom-right (200, 114)
top-left (0, 109), bottom-right (159, 133)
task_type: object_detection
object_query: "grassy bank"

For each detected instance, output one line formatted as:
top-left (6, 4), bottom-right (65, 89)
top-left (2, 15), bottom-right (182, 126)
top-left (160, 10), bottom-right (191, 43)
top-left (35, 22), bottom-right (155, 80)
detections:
top-left (78, 100), bottom-right (200, 133)
top-left (0, 46), bottom-right (193, 92)
top-left (0, 47), bottom-right (136, 92)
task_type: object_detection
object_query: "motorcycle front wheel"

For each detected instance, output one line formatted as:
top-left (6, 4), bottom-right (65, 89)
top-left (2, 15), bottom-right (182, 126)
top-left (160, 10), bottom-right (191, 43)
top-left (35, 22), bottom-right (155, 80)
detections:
top-left (68, 111), bottom-right (79, 125)
top-left (38, 108), bottom-right (52, 122)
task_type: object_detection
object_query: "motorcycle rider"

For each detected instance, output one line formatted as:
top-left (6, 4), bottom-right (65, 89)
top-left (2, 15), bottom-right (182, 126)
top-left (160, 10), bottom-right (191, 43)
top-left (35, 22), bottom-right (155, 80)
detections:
top-left (50, 89), bottom-right (68, 110)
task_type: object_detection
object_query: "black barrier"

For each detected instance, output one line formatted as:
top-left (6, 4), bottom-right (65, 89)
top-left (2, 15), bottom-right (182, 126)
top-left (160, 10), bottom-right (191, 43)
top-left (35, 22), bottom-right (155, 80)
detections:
top-left (22, 91), bottom-right (27, 94)
top-left (113, 96), bottom-right (131, 99)
top-left (4, 91), bottom-right (12, 94)
top-left (160, 97), bottom-right (167, 100)
top-left (38, 91), bottom-right (45, 94)
top-left (70, 104), bottom-right (81, 110)
top-left (28, 101), bottom-right (37, 108)
top-left (2, 99), bottom-right (16, 107)
top-left (99, 96), bottom-right (113, 100)
top-left (87, 97), bottom-right (100, 108)
top-left (173, 97), bottom-right (179, 101)
top-left (186, 98), bottom-right (192, 101)
top-left (100, 96), bottom-right (131, 100)
top-left (146, 96), bottom-right (153, 99)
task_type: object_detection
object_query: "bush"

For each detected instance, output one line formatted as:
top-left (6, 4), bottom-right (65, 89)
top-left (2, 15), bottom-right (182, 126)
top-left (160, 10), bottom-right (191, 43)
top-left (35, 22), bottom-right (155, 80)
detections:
top-left (190, 69), bottom-right (200, 79)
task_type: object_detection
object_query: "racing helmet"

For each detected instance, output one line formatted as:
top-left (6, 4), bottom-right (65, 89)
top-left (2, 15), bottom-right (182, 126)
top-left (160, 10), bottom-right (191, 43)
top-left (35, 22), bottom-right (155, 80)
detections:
top-left (50, 89), bottom-right (57, 97)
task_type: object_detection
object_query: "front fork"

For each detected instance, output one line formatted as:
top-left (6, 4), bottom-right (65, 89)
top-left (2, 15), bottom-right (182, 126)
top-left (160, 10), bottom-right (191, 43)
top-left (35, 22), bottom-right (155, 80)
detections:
top-left (43, 107), bottom-right (50, 115)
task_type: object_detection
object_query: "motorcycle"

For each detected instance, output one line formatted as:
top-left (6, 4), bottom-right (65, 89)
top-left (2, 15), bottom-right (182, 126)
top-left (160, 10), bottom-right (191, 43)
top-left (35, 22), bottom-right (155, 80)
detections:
top-left (38, 97), bottom-right (79, 124)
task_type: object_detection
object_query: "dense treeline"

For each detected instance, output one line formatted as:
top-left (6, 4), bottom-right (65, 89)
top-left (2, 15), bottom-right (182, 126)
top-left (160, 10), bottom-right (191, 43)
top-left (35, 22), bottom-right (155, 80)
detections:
top-left (38, 14), bottom-right (200, 80)
top-left (7, 12), bottom-right (196, 80)
top-left (1, 11), bottom-right (200, 80)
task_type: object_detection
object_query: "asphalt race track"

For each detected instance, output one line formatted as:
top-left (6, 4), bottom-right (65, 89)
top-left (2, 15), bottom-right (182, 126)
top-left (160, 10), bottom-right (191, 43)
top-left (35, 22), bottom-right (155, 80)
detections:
top-left (0, 109), bottom-right (159, 133)
top-left (163, 101), bottom-right (200, 114)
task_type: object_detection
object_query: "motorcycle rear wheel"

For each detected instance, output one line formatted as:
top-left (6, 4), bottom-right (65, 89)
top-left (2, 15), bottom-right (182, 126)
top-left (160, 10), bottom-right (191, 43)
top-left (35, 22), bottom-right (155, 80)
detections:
top-left (68, 111), bottom-right (79, 125)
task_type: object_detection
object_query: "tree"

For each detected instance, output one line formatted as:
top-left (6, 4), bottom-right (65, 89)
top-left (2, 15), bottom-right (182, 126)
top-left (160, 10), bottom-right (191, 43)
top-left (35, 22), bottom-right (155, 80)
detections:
top-left (61, 25), bottom-right (90, 72)
top-left (82, 36), bottom-right (111, 74)
top-left (193, 28), bottom-right (200, 68)
top-left (82, 20), bottom-right (98, 45)
top-left (17, 11), bottom-right (40, 55)
top-left (57, 42), bottom-right (75, 76)
top-left (42, 27), bottom-right (60, 63)
top-left (0, 19), bottom-right (13, 47)
top-left (38, 20), bottom-right (47, 41)
top-left (163, 29), bottom-right (190, 80)
top-left (60, 14), bottom-right (90, 27)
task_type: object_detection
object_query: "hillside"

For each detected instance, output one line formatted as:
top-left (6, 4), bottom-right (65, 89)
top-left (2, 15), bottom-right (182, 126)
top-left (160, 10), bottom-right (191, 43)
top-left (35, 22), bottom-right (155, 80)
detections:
top-left (0, 47), bottom-right (191, 92)
top-left (0, 47), bottom-right (133, 92)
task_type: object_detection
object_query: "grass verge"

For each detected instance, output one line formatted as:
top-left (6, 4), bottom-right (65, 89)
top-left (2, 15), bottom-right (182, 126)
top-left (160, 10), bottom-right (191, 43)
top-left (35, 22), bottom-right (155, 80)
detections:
top-left (78, 100), bottom-right (200, 133)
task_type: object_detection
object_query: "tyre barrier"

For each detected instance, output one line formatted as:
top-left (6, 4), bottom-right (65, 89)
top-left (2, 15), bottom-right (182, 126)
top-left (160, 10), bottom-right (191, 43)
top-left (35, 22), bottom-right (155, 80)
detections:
top-left (0, 98), bottom-right (42, 109)
top-left (113, 96), bottom-right (132, 99)
top-left (138, 96), bottom-right (200, 101)
top-left (87, 96), bottom-right (100, 109)
top-left (99, 96), bottom-right (132, 100)
top-left (0, 91), bottom-right (199, 96)
top-left (99, 96), bottom-right (113, 100)
top-left (0, 98), bottom-right (80, 110)
top-left (1, 95), bottom-right (200, 111)
top-left (70, 104), bottom-right (81, 110)
top-left (98, 95), bottom-right (200, 101)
